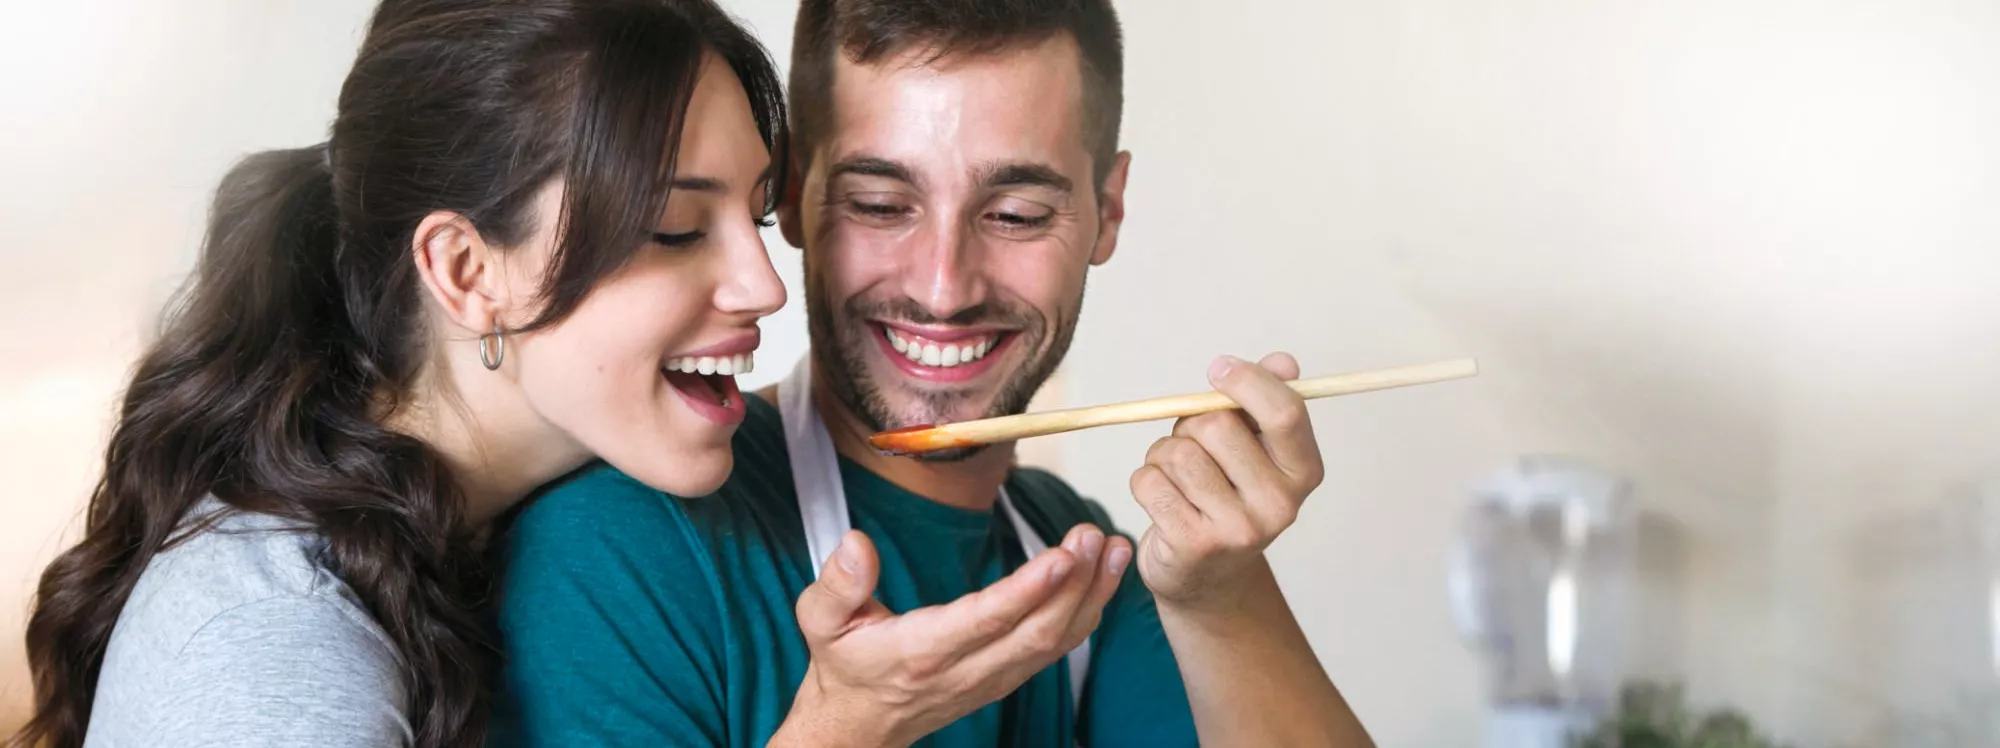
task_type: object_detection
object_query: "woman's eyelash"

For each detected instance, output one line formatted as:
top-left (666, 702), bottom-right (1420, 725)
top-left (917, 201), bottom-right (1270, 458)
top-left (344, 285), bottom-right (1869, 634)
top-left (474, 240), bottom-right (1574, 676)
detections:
top-left (652, 230), bottom-right (704, 247)
top-left (655, 213), bottom-right (773, 244)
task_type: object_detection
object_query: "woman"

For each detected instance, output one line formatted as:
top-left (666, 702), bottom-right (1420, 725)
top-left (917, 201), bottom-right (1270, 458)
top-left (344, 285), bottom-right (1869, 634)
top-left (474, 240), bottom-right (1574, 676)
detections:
top-left (8, 1), bottom-right (788, 746)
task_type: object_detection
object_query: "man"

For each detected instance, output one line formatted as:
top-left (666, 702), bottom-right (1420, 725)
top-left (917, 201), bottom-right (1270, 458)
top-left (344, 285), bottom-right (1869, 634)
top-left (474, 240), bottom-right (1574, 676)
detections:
top-left (493, 1), bottom-right (1375, 746)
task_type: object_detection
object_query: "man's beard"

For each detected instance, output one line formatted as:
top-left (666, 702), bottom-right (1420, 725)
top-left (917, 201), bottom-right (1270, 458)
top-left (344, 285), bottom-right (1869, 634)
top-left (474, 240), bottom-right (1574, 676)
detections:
top-left (807, 278), bottom-right (1082, 463)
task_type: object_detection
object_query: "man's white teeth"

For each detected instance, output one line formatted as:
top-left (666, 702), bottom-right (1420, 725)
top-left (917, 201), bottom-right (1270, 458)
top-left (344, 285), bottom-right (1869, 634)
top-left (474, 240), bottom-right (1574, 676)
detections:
top-left (883, 328), bottom-right (996, 369)
top-left (664, 353), bottom-right (754, 376)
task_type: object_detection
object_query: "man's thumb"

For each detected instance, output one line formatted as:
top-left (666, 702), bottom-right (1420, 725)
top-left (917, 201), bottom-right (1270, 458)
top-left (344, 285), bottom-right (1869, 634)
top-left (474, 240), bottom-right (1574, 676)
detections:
top-left (796, 530), bottom-right (879, 639)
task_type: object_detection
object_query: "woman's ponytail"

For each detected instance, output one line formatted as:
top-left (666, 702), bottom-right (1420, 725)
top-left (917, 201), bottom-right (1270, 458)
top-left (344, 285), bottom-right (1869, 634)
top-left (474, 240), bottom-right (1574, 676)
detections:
top-left (13, 144), bottom-right (373, 748)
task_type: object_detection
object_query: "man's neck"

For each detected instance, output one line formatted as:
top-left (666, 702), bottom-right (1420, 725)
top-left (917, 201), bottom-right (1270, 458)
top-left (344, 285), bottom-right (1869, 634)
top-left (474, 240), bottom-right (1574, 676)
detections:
top-left (809, 373), bottom-right (1015, 512)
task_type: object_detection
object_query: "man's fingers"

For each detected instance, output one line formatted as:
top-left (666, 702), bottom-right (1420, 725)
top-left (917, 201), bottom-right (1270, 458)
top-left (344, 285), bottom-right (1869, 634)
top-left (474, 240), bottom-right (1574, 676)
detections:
top-left (1173, 410), bottom-right (1259, 463)
top-left (1129, 463), bottom-right (1199, 539)
top-left (1145, 435), bottom-right (1239, 519)
top-left (1029, 525), bottom-right (1105, 631)
top-left (1173, 411), bottom-right (1296, 536)
top-left (1057, 534), bottom-right (1131, 645)
top-left (1207, 354), bottom-right (1324, 487)
top-left (1256, 351), bottom-right (1301, 381)
top-left (1173, 411), bottom-right (1278, 490)
top-left (894, 538), bottom-right (1080, 658)
top-left (885, 525), bottom-right (1100, 691)
top-left (954, 532), bottom-right (1116, 691)
top-left (796, 530), bottom-right (885, 642)
top-left (977, 525), bottom-right (1105, 659)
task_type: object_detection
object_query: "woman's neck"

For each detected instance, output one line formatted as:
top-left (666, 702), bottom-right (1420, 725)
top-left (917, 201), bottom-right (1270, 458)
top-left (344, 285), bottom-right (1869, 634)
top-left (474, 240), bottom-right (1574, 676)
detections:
top-left (387, 374), bottom-right (590, 528)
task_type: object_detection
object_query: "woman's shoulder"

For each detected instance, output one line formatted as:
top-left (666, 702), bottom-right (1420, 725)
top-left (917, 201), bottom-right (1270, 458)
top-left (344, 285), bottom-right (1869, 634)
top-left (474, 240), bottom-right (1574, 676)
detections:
top-left (116, 499), bottom-right (383, 652)
top-left (91, 500), bottom-right (411, 745)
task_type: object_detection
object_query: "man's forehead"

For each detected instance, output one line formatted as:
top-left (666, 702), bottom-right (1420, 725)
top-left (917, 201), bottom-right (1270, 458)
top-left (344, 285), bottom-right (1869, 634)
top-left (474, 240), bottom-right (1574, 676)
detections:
top-left (820, 35), bottom-right (1091, 180)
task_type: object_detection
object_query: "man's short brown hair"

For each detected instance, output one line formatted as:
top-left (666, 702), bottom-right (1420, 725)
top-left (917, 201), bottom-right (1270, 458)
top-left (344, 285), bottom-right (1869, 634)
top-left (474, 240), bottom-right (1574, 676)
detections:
top-left (789, 0), bottom-right (1125, 187)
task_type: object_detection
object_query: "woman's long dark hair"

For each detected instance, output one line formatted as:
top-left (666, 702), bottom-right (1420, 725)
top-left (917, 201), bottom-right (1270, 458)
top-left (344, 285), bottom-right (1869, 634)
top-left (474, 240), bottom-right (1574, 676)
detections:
top-left (9, 2), bottom-right (786, 746)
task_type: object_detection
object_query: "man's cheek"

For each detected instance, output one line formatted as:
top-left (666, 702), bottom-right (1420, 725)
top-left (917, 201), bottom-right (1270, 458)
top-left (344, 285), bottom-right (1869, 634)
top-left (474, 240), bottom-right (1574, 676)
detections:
top-left (811, 241), bottom-right (868, 296)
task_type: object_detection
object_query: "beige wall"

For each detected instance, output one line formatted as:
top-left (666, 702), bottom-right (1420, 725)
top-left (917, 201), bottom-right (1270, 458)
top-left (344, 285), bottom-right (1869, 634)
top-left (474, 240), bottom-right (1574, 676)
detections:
top-left (5, 0), bottom-right (1998, 743)
top-left (0, 1), bottom-right (381, 730)
top-left (1042, 2), bottom-right (1999, 745)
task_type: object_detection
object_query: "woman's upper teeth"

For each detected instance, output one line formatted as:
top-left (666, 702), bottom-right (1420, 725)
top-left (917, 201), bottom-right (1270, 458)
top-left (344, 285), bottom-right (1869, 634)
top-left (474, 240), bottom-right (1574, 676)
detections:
top-left (884, 328), bottom-right (996, 368)
top-left (664, 353), bottom-right (755, 376)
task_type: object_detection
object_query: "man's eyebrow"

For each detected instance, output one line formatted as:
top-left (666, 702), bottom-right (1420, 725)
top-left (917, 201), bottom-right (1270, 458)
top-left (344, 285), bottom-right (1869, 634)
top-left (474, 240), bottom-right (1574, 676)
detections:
top-left (827, 156), bottom-right (921, 190)
top-left (977, 161), bottom-right (1072, 194)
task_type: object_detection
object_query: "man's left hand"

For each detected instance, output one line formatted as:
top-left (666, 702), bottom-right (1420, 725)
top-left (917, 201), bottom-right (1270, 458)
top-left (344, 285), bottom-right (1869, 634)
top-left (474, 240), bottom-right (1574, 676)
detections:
top-left (1128, 352), bottom-right (1324, 610)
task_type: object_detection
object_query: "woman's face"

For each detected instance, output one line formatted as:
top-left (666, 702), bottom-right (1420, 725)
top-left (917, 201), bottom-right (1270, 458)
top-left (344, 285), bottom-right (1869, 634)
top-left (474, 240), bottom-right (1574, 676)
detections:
top-left (503, 58), bottom-right (785, 497)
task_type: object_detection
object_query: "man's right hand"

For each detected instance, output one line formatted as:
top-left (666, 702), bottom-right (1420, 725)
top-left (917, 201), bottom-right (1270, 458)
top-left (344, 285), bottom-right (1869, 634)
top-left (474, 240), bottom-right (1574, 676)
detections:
top-left (769, 525), bottom-right (1130, 748)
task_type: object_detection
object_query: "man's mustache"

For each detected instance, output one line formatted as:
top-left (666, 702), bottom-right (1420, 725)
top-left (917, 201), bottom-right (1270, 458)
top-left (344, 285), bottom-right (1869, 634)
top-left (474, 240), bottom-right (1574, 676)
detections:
top-left (843, 298), bottom-right (1037, 330)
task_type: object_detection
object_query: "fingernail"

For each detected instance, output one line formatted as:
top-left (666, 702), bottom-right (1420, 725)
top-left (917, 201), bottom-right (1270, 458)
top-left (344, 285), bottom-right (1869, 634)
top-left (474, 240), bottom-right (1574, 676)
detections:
top-left (1046, 554), bottom-right (1076, 582)
top-left (1106, 545), bottom-right (1131, 576)
top-left (1209, 356), bottom-right (1238, 381)
top-left (1079, 529), bottom-right (1104, 563)
top-left (837, 539), bottom-right (861, 573)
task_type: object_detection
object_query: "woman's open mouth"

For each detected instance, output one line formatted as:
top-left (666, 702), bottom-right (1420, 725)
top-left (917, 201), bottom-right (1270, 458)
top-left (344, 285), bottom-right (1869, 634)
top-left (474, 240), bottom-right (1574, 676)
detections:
top-left (662, 353), bottom-right (753, 425)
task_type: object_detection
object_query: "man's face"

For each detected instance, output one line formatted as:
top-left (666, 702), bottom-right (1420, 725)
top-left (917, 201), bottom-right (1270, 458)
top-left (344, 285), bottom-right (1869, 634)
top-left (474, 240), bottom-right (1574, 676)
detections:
top-left (786, 34), bottom-right (1130, 461)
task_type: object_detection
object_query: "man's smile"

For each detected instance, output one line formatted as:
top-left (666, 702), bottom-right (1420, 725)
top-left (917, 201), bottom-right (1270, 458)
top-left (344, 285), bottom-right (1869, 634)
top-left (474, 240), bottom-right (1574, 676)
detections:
top-left (870, 321), bottom-right (1020, 384)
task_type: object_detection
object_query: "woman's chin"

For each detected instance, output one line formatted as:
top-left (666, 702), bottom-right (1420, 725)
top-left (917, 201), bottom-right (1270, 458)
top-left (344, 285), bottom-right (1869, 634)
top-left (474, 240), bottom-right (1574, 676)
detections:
top-left (625, 450), bottom-right (733, 498)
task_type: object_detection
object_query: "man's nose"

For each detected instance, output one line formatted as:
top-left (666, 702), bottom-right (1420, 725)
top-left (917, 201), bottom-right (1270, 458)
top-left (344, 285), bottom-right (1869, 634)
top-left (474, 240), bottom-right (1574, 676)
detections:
top-left (900, 220), bottom-right (988, 321)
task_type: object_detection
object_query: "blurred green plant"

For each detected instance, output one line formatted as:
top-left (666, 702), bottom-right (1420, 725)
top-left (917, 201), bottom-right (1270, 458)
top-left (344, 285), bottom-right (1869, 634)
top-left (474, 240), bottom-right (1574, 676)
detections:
top-left (1570, 680), bottom-right (1788, 748)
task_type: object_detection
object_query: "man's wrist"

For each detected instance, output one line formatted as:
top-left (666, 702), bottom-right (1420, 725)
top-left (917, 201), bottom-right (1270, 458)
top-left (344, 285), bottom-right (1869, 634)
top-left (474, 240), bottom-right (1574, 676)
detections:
top-left (770, 719), bottom-right (880, 748)
top-left (1153, 555), bottom-right (1284, 631)
top-left (776, 668), bottom-right (912, 748)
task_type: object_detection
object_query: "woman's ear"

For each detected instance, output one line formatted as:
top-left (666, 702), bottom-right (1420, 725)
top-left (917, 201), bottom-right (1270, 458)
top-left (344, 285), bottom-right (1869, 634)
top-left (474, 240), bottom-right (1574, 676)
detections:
top-left (410, 210), bottom-right (506, 335)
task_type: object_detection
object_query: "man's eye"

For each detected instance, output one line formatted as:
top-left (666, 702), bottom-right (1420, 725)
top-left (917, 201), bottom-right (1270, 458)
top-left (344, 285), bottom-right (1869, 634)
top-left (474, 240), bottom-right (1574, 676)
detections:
top-left (852, 202), bottom-right (909, 217)
top-left (989, 211), bottom-right (1051, 228)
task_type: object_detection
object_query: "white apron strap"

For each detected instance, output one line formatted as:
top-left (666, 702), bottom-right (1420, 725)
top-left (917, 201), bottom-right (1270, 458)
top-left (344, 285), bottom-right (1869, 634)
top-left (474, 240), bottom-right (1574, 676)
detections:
top-left (995, 489), bottom-right (1094, 715)
top-left (780, 354), bottom-right (850, 578)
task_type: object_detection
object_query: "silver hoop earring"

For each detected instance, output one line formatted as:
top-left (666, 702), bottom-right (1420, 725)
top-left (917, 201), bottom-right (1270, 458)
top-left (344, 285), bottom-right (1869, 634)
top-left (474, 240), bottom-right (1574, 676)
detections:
top-left (478, 324), bottom-right (505, 371)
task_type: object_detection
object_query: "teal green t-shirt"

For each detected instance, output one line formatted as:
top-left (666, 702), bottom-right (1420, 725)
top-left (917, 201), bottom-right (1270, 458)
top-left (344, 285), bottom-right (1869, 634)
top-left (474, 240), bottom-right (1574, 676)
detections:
top-left (491, 395), bottom-right (1196, 747)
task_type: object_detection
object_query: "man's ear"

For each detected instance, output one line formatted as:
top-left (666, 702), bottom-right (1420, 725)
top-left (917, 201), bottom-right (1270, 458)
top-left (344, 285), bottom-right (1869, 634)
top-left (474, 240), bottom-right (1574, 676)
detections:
top-left (410, 210), bottom-right (506, 335)
top-left (1089, 151), bottom-right (1132, 266)
top-left (777, 146), bottom-right (808, 250)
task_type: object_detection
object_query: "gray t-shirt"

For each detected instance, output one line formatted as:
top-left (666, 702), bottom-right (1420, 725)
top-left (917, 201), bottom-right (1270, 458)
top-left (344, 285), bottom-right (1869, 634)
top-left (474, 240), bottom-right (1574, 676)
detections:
top-left (84, 498), bottom-right (414, 747)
